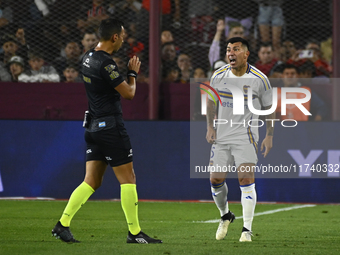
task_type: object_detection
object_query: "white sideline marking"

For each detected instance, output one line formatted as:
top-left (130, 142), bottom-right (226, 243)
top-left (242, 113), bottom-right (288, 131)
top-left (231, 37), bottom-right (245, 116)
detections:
top-left (196, 204), bottom-right (316, 223)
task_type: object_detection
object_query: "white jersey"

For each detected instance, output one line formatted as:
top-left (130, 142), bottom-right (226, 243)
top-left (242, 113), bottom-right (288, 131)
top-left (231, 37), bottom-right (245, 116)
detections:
top-left (209, 63), bottom-right (272, 146)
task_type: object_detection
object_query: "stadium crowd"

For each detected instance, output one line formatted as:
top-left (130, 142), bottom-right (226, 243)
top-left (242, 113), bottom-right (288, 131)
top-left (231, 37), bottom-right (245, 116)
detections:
top-left (0, 0), bottom-right (333, 119)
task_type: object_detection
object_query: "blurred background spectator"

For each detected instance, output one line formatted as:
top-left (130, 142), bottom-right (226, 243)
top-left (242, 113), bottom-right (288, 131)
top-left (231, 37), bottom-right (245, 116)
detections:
top-left (0, 0), bottom-right (13, 38)
top-left (208, 20), bottom-right (257, 68)
top-left (80, 28), bottom-right (99, 61)
top-left (77, 0), bottom-right (110, 34)
top-left (18, 50), bottom-right (60, 83)
top-left (279, 40), bottom-right (296, 62)
top-left (276, 64), bottom-right (328, 121)
top-left (162, 63), bottom-right (179, 83)
top-left (161, 30), bottom-right (174, 45)
top-left (0, 0), bottom-right (335, 121)
top-left (286, 39), bottom-right (331, 78)
top-left (187, 0), bottom-right (214, 46)
top-left (54, 41), bottom-right (81, 76)
top-left (7, 55), bottom-right (25, 82)
top-left (213, 0), bottom-right (257, 39)
top-left (115, 0), bottom-right (142, 35)
top-left (255, 42), bottom-right (281, 76)
top-left (0, 61), bottom-right (10, 81)
top-left (254, 0), bottom-right (284, 58)
top-left (63, 65), bottom-right (81, 82)
top-left (177, 53), bottom-right (192, 83)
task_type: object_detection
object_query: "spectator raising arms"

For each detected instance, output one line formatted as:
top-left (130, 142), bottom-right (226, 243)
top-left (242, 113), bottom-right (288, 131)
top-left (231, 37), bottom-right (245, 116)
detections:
top-left (208, 20), bottom-right (258, 68)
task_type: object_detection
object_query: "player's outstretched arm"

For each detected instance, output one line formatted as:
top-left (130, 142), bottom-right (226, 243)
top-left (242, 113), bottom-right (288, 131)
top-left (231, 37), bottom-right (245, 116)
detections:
top-left (115, 56), bottom-right (141, 100)
top-left (206, 99), bottom-right (216, 144)
top-left (261, 105), bottom-right (275, 158)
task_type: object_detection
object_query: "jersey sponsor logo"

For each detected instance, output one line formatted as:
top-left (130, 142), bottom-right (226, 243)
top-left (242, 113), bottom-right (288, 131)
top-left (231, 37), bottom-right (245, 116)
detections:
top-left (83, 58), bottom-right (90, 68)
top-left (86, 149), bottom-right (92, 154)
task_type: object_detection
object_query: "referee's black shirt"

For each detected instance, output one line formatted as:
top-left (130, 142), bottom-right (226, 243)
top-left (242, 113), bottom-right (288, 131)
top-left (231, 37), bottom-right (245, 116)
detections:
top-left (81, 49), bottom-right (125, 119)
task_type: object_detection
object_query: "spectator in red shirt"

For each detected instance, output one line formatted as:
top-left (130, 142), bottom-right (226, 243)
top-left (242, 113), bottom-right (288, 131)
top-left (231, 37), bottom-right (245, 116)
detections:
top-left (286, 39), bottom-right (331, 77)
top-left (255, 42), bottom-right (280, 77)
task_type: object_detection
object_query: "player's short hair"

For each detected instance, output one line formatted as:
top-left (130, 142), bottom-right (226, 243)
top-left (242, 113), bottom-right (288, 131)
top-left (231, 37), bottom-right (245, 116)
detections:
top-left (98, 19), bottom-right (124, 41)
top-left (226, 37), bottom-right (249, 51)
top-left (282, 64), bottom-right (300, 74)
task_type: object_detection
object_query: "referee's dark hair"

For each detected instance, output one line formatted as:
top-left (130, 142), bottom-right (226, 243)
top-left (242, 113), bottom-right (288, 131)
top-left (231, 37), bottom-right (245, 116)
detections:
top-left (98, 18), bottom-right (125, 41)
top-left (226, 37), bottom-right (250, 51)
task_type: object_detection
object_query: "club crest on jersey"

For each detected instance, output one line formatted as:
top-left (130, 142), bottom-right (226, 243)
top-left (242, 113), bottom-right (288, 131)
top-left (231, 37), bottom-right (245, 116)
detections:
top-left (243, 85), bottom-right (250, 94)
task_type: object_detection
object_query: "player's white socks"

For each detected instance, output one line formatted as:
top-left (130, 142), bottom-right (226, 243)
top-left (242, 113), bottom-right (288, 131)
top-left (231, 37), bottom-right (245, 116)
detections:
top-left (240, 183), bottom-right (257, 231)
top-left (211, 181), bottom-right (229, 217)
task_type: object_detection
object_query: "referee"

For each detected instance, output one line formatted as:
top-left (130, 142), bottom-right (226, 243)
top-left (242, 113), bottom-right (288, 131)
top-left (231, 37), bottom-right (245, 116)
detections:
top-left (52, 18), bottom-right (162, 244)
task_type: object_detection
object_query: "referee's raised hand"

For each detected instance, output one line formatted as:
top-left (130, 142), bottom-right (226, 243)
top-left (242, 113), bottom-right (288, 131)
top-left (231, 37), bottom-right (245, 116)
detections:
top-left (128, 56), bottom-right (141, 73)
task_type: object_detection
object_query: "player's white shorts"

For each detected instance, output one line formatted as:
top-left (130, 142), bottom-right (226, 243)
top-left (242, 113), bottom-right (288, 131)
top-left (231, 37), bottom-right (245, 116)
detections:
top-left (209, 143), bottom-right (258, 172)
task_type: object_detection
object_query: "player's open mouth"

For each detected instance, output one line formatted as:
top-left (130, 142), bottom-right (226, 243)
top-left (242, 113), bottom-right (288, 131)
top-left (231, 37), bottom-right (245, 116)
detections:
top-left (229, 58), bottom-right (236, 64)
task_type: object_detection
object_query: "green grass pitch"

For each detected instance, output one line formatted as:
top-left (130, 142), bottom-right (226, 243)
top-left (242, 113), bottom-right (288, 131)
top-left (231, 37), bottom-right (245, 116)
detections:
top-left (0, 200), bottom-right (339, 255)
